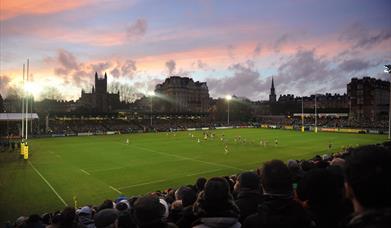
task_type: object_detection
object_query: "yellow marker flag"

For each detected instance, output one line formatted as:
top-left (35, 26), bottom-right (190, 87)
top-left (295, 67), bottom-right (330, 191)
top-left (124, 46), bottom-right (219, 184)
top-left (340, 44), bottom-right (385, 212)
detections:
top-left (73, 196), bottom-right (78, 209)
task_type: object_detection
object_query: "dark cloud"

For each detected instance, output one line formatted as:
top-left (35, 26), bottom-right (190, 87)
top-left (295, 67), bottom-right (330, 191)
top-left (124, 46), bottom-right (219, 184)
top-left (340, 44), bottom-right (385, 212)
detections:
top-left (126, 18), bottom-right (147, 38)
top-left (91, 62), bottom-right (111, 75)
top-left (192, 59), bottom-right (209, 70)
top-left (54, 49), bottom-right (81, 75)
top-left (53, 49), bottom-right (89, 87)
top-left (121, 60), bottom-right (137, 77)
top-left (165, 59), bottom-right (176, 75)
top-left (340, 22), bottom-right (391, 49)
top-left (53, 49), bottom-right (137, 87)
top-left (207, 61), bottom-right (269, 99)
top-left (271, 49), bottom-right (380, 97)
top-left (338, 58), bottom-right (374, 72)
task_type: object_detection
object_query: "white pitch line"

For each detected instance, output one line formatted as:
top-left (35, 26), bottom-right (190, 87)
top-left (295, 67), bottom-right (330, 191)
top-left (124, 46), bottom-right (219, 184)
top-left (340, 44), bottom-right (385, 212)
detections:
top-left (28, 161), bottom-right (68, 206)
top-left (118, 179), bottom-right (168, 190)
top-left (130, 144), bottom-right (245, 172)
top-left (109, 186), bottom-right (123, 194)
top-left (80, 169), bottom-right (90, 175)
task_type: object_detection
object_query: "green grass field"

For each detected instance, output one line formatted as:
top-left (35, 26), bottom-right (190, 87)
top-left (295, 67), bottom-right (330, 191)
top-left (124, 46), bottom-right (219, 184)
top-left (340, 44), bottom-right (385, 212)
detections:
top-left (0, 128), bottom-right (387, 222)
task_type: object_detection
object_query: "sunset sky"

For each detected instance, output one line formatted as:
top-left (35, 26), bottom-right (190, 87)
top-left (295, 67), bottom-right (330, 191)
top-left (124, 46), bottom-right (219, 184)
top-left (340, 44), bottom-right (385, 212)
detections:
top-left (0, 0), bottom-right (390, 101)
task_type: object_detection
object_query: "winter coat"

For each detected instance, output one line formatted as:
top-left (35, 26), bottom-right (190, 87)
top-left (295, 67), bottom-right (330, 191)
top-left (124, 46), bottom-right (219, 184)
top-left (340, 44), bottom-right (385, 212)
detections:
top-left (243, 195), bottom-right (313, 228)
top-left (235, 189), bottom-right (263, 223)
top-left (192, 191), bottom-right (241, 228)
top-left (346, 208), bottom-right (391, 228)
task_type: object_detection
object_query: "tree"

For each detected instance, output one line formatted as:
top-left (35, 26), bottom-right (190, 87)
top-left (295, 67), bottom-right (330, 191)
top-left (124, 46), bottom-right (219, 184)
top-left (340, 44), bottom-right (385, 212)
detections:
top-left (39, 86), bottom-right (63, 100)
top-left (108, 82), bottom-right (141, 103)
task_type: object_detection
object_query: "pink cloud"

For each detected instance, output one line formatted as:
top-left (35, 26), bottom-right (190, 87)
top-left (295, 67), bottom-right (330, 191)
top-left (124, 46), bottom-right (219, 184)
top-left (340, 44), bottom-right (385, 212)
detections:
top-left (1, 0), bottom-right (92, 20)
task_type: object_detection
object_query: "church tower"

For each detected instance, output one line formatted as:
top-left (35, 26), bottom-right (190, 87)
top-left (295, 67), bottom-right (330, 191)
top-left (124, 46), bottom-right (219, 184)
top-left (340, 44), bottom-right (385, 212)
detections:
top-left (95, 72), bottom-right (107, 94)
top-left (269, 77), bottom-right (276, 103)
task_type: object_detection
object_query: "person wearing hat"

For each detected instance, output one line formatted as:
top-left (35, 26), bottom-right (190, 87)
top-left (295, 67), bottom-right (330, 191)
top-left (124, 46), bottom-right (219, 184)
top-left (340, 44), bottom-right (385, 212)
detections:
top-left (192, 177), bottom-right (241, 228)
top-left (234, 172), bottom-right (263, 223)
top-left (132, 196), bottom-right (177, 228)
top-left (94, 208), bottom-right (119, 228)
top-left (77, 206), bottom-right (95, 228)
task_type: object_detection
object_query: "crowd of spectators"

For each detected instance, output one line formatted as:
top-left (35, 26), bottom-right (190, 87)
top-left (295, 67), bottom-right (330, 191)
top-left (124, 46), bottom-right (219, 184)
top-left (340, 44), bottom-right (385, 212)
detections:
top-left (7, 142), bottom-right (391, 228)
top-left (1, 115), bottom-right (388, 138)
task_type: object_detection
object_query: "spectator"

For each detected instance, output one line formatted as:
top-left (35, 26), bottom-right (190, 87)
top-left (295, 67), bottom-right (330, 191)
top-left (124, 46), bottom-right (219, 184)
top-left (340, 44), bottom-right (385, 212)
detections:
top-left (94, 208), bottom-right (119, 228)
top-left (243, 160), bottom-right (313, 228)
top-left (24, 214), bottom-right (45, 228)
top-left (117, 210), bottom-right (136, 228)
top-left (192, 177), bottom-right (240, 228)
top-left (59, 207), bottom-right (82, 228)
top-left (344, 145), bottom-right (391, 228)
top-left (169, 186), bottom-right (197, 223)
top-left (330, 157), bottom-right (345, 168)
top-left (297, 168), bottom-right (349, 228)
top-left (97, 200), bottom-right (114, 212)
top-left (287, 159), bottom-right (304, 184)
top-left (172, 187), bottom-right (198, 228)
top-left (195, 177), bottom-right (207, 193)
top-left (77, 206), bottom-right (95, 228)
top-left (14, 216), bottom-right (27, 228)
top-left (234, 172), bottom-right (263, 223)
top-left (132, 195), bottom-right (177, 228)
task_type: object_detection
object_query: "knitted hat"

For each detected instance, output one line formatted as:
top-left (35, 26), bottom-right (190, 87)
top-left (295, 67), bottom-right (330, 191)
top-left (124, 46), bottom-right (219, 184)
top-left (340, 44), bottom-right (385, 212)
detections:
top-left (94, 209), bottom-right (119, 228)
top-left (239, 172), bottom-right (260, 190)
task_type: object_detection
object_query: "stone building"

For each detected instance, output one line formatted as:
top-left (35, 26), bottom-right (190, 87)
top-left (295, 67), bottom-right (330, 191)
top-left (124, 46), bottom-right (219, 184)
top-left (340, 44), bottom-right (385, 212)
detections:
top-left (347, 77), bottom-right (390, 121)
top-left (77, 72), bottom-right (120, 113)
top-left (155, 76), bottom-right (210, 114)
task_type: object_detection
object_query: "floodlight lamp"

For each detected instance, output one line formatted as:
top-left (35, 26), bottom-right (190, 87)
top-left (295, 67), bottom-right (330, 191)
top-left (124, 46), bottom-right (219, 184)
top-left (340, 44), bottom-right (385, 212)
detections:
top-left (225, 95), bottom-right (232, 100)
top-left (24, 82), bottom-right (39, 94)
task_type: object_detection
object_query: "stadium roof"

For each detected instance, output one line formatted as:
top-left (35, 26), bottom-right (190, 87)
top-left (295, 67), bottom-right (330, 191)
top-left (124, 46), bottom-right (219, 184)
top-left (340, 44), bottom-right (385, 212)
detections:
top-left (0, 113), bottom-right (39, 121)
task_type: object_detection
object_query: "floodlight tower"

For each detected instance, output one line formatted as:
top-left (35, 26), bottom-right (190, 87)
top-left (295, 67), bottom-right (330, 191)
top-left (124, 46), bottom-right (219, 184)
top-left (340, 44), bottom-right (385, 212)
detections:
top-left (225, 95), bottom-right (232, 125)
top-left (301, 96), bottom-right (304, 132)
top-left (148, 91), bottom-right (155, 127)
top-left (314, 94), bottom-right (318, 133)
top-left (385, 65), bottom-right (391, 140)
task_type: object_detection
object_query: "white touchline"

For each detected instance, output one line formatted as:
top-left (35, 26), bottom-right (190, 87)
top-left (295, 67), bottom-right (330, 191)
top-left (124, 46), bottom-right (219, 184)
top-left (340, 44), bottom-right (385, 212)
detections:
top-left (28, 161), bottom-right (68, 206)
top-left (109, 186), bottom-right (122, 194)
top-left (80, 169), bottom-right (91, 175)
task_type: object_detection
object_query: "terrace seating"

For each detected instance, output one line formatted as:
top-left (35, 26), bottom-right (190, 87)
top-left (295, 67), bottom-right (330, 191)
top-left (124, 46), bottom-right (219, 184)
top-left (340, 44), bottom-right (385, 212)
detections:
top-left (6, 142), bottom-right (391, 228)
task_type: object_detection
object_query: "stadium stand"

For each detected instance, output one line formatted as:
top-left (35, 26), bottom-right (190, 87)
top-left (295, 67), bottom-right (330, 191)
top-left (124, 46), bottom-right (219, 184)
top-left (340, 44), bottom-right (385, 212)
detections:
top-left (5, 142), bottom-right (390, 228)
